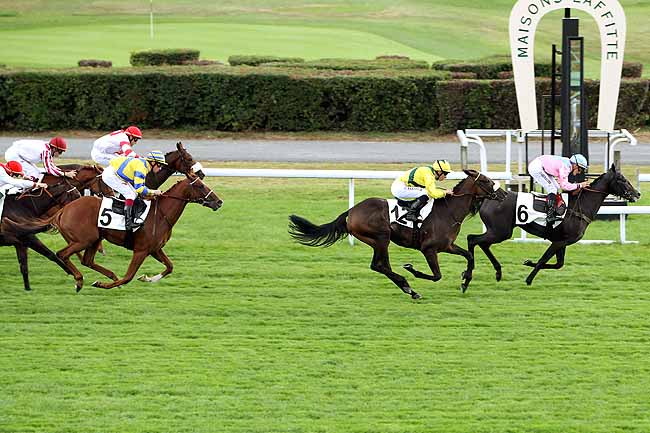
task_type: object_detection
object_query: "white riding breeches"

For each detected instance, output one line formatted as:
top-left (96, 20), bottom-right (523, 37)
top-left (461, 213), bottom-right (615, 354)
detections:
top-left (91, 148), bottom-right (115, 167)
top-left (102, 166), bottom-right (137, 200)
top-left (4, 148), bottom-right (41, 180)
top-left (528, 158), bottom-right (559, 194)
top-left (391, 179), bottom-right (427, 200)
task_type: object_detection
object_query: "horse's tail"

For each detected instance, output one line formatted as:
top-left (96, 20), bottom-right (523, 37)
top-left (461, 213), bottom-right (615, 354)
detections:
top-left (288, 211), bottom-right (349, 247)
top-left (1, 214), bottom-right (58, 237)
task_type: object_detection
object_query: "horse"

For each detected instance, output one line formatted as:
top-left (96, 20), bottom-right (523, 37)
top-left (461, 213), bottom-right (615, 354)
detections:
top-left (3, 174), bottom-right (223, 292)
top-left (0, 181), bottom-right (82, 290)
top-left (288, 170), bottom-right (504, 299)
top-left (464, 164), bottom-right (640, 288)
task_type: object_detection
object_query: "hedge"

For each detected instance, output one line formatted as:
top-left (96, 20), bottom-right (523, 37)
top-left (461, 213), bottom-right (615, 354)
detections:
top-left (622, 61), bottom-right (643, 78)
top-left (130, 49), bottom-right (200, 66)
top-left (0, 68), bottom-right (647, 132)
top-left (432, 54), bottom-right (553, 78)
top-left (0, 68), bottom-right (447, 131)
top-left (263, 58), bottom-right (430, 70)
top-left (228, 55), bottom-right (305, 66)
top-left (436, 78), bottom-right (650, 132)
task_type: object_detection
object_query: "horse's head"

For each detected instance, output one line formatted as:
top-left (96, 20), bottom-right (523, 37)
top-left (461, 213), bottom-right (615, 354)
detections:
top-left (458, 170), bottom-right (505, 201)
top-left (176, 174), bottom-right (223, 211)
top-left (165, 142), bottom-right (205, 179)
top-left (590, 164), bottom-right (640, 202)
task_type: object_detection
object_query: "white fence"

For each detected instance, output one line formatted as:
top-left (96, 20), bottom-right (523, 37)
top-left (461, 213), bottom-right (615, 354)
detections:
top-left (199, 167), bottom-right (645, 245)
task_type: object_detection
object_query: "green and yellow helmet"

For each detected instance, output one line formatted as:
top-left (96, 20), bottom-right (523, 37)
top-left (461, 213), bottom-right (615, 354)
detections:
top-left (432, 159), bottom-right (452, 174)
top-left (145, 150), bottom-right (167, 166)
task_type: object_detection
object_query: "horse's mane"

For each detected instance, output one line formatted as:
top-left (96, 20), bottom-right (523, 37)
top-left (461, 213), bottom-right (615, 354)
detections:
top-left (449, 173), bottom-right (482, 218)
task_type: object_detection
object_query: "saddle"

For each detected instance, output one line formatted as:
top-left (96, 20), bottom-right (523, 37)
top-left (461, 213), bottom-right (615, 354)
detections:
top-left (111, 196), bottom-right (147, 222)
top-left (530, 192), bottom-right (566, 214)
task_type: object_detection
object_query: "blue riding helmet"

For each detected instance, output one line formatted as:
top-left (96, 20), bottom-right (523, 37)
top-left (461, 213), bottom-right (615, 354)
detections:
top-left (569, 154), bottom-right (588, 170)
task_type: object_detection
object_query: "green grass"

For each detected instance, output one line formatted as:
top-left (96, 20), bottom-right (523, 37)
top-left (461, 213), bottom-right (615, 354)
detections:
top-left (2, 163), bottom-right (650, 432)
top-left (0, 0), bottom-right (648, 76)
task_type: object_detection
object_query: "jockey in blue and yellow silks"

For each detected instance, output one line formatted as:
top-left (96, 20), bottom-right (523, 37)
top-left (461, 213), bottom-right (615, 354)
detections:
top-left (101, 150), bottom-right (167, 230)
top-left (391, 160), bottom-right (453, 222)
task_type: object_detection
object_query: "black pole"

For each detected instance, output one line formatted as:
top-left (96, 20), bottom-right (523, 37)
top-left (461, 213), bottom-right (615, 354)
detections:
top-left (565, 8), bottom-right (570, 18)
top-left (551, 44), bottom-right (557, 155)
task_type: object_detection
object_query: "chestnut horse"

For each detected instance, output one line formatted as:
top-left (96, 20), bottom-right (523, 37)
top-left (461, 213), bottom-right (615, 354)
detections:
top-left (464, 165), bottom-right (640, 288)
top-left (4, 175), bottom-right (222, 292)
top-left (289, 170), bottom-right (504, 299)
top-left (1, 183), bottom-right (80, 290)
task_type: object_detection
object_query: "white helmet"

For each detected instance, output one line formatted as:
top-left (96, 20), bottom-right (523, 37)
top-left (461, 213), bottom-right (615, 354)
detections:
top-left (570, 154), bottom-right (588, 170)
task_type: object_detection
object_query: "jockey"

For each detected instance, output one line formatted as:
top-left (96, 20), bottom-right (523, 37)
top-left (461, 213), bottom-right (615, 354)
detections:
top-left (91, 126), bottom-right (142, 166)
top-left (391, 159), bottom-right (453, 222)
top-left (4, 137), bottom-right (77, 181)
top-left (528, 153), bottom-right (589, 225)
top-left (101, 150), bottom-right (166, 231)
top-left (0, 160), bottom-right (48, 192)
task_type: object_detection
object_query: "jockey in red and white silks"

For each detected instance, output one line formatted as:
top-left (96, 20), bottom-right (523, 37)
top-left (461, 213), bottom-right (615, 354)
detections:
top-left (0, 161), bottom-right (47, 191)
top-left (4, 137), bottom-right (76, 180)
top-left (91, 126), bottom-right (142, 166)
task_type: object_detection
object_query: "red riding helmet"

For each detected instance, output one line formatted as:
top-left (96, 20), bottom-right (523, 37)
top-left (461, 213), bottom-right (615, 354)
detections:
top-left (4, 160), bottom-right (24, 176)
top-left (49, 136), bottom-right (68, 152)
top-left (124, 126), bottom-right (143, 140)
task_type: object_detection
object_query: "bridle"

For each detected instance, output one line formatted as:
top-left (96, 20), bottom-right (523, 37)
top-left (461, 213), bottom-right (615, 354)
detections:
top-left (151, 176), bottom-right (219, 236)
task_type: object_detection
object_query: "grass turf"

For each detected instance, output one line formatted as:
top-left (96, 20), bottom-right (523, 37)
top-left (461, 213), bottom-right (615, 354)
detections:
top-left (1, 165), bottom-right (650, 432)
top-left (0, 0), bottom-right (648, 77)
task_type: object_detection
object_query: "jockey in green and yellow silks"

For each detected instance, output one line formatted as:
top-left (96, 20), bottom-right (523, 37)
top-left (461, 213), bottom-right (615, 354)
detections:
top-left (391, 160), bottom-right (453, 222)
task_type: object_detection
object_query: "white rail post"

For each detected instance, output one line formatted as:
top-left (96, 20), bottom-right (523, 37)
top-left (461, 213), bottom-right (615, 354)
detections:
top-left (620, 213), bottom-right (626, 243)
top-left (348, 178), bottom-right (355, 246)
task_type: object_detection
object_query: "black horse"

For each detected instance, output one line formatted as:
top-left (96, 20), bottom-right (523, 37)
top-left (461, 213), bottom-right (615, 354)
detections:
top-left (464, 164), bottom-right (640, 289)
top-left (289, 170), bottom-right (504, 299)
top-left (1, 181), bottom-right (82, 290)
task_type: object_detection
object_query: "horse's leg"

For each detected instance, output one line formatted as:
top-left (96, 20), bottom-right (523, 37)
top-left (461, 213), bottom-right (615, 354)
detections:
top-left (523, 245), bottom-right (566, 269)
top-left (138, 248), bottom-right (173, 283)
top-left (445, 243), bottom-right (474, 293)
top-left (80, 240), bottom-right (119, 281)
top-left (92, 250), bottom-right (149, 289)
top-left (524, 242), bottom-right (566, 286)
top-left (56, 243), bottom-right (87, 292)
top-left (467, 230), bottom-right (509, 283)
top-left (14, 245), bottom-right (31, 291)
top-left (356, 232), bottom-right (419, 299)
top-left (403, 246), bottom-right (442, 283)
top-left (25, 236), bottom-right (73, 277)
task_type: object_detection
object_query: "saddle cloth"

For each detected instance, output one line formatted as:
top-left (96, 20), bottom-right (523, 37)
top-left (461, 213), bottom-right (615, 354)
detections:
top-left (387, 199), bottom-right (434, 229)
top-left (97, 197), bottom-right (151, 231)
top-left (515, 192), bottom-right (568, 227)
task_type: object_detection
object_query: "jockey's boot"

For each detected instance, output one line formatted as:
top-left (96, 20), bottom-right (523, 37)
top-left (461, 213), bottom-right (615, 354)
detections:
top-left (545, 193), bottom-right (560, 226)
top-left (124, 205), bottom-right (135, 231)
top-left (405, 195), bottom-right (429, 222)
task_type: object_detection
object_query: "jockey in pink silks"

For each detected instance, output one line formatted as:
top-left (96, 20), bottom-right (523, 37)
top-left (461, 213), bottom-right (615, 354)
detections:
top-left (528, 154), bottom-right (589, 225)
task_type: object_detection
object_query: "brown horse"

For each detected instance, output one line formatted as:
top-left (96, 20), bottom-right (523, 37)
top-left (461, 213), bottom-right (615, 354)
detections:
top-left (1, 167), bottom-right (110, 291)
top-left (3, 175), bottom-right (222, 292)
top-left (288, 170), bottom-right (504, 299)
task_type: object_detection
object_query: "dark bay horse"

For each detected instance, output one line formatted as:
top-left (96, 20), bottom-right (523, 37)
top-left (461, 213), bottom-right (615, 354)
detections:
top-left (464, 164), bottom-right (640, 288)
top-left (289, 170), bottom-right (504, 299)
top-left (0, 181), bottom-right (82, 290)
top-left (4, 175), bottom-right (222, 292)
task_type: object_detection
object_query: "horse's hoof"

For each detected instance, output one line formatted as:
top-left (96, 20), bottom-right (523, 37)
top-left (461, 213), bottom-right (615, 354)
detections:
top-left (76, 285), bottom-right (83, 293)
top-left (461, 283), bottom-right (469, 293)
top-left (526, 278), bottom-right (533, 286)
top-left (523, 259), bottom-right (534, 267)
top-left (91, 281), bottom-right (102, 288)
top-left (24, 287), bottom-right (32, 292)
top-left (137, 274), bottom-right (148, 282)
top-left (496, 271), bottom-right (502, 282)
top-left (403, 263), bottom-right (413, 270)
top-left (411, 292), bottom-right (421, 300)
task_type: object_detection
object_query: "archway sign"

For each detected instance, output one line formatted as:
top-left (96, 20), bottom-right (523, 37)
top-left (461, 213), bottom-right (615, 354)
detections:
top-left (510, 0), bottom-right (626, 132)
